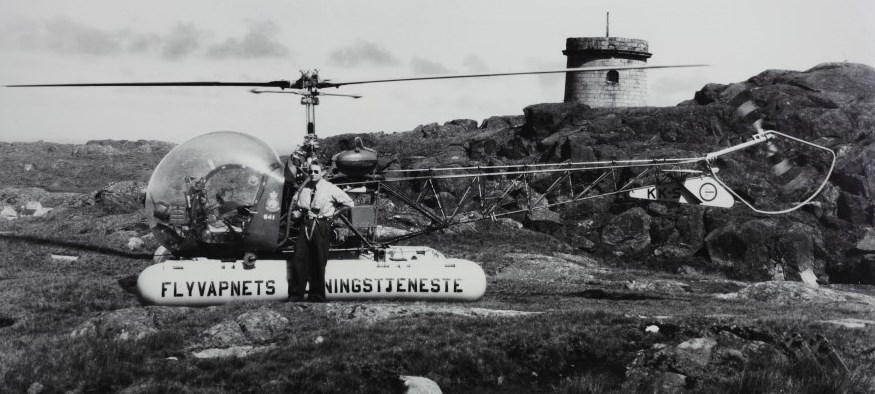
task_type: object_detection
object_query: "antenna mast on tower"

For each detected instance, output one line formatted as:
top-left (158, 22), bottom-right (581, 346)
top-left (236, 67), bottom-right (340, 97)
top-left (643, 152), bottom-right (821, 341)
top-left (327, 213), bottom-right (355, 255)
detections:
top-left (606, 12), bottom-right (610, 37)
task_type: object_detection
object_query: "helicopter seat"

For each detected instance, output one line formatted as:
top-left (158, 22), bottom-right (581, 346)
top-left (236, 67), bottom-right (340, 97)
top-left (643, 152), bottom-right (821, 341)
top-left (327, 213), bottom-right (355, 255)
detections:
top-left (203, 220), bottom-right (244, 243)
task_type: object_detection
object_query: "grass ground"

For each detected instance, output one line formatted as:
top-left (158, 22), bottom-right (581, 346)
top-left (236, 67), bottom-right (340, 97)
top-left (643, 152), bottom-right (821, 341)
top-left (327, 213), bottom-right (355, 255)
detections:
top-left (1, 212), bottom-right (874, 393)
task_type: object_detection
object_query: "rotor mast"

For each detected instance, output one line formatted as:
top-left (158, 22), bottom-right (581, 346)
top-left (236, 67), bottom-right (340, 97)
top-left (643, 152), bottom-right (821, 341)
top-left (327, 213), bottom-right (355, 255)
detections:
top-left (295, 70), bottom-right (322, 162)
top-left (300, 69), bottom-right (320, 136)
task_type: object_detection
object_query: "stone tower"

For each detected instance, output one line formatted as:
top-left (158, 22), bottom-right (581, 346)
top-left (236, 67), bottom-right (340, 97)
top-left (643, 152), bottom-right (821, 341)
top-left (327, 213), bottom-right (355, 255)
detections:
top-left (563, 34), bottom-right (651, 107)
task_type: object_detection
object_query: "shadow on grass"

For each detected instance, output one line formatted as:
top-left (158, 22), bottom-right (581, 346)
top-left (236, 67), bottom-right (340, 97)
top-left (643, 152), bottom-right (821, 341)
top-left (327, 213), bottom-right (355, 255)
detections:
top-left (117, 275), bottom-right (139, 296)
top-left (0, 315), bottom-right (15, 328)
top-left (565, 289), bottom-right (665, 301)
top-left (0, 233), bottom-right (152, 260)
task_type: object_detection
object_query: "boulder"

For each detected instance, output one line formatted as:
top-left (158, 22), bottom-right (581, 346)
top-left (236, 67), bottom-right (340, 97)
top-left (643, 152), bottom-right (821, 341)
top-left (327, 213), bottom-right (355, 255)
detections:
top-left (676, 337), bottom-right (718, 369)
top-left (1, 206), bottom-right (17, 220)
top-left (414, 123), bottom-right (441, 138)
top-left (655, 372), bottom-right (687, 392)
top-left (127, 237), bottom-right (145, 251)
top-left (776, 227), bottom-right (819, 283)
top-left (27, 382), bottom-right (44, 394)
top-left (561, 139), bottom-right (597, 163)
top-left (495, 218), bottom-right (523, 229)
top-left (17, 201), bottom-right (53, 217)
top-left (191, 345), bottom-right (274, 359)
top-left (497, 136), bottom-right (530, 159)
top-left (400, 375), bottom-right (442, 394)
top-left (649, 216), bottom-right (679, 245)
top-left (855, 228), bottom-right (875, 252)
top-left (71, 308), bottom-right (158, 341)
top-left (444, 119), bottom-right (478, 131)
top-left (795, 63), bottom-right (875, 100)
top-left (675, 206), bottom-right (706, 251)
top-left (626, 279), bottom-right (690, 294)
top-left (196, 308), bottom-right (289, 349)
top-left (705, 219), bottom-right (825, 282)
top-left (434, 145), bottom-right (468, 163)
top-left (837, 192), bottom-right (872, 225)
top-left (601, 207), bottom-right (652, 254)
top-left (524, 209), bottom-right (564, 236)
top-left (235, 308), bottom-right (289, 343)
top-left (95, 181), bottom-right (147, 213)
top-left (480, 115), bottom-right (525, 130)
top-left (646, 203), bottom-right (669, 217)
top-left (198, 321), bottom-right (249, 348)
top-left (693, 83), bottom-right (728, 105)
top-left (521, 102), bottom-right (590, 139)
top-left (466, 136), bottom-right (501, 160)
top-left (799, 268), bottom-right (819, 287)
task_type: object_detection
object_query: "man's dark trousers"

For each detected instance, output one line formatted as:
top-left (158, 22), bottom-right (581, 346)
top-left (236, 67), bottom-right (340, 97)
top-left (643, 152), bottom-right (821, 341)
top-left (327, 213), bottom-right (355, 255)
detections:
top-left (289, 217), bottom-right (331, 302)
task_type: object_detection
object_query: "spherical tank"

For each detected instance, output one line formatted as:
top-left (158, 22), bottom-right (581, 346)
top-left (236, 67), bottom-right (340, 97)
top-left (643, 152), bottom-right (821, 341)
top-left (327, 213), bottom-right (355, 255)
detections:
top-left (332, 148), bottom-right (378, 177)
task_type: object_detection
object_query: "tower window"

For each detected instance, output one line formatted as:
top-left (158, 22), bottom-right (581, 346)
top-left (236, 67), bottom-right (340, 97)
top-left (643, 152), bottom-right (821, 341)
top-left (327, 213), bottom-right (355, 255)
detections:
top-left (606, 70), bottom-right (619, 84)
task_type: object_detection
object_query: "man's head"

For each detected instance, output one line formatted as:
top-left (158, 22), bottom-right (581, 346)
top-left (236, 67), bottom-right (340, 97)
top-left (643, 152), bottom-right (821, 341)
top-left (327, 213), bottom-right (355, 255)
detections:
top-left (309, 163), bottom-right (323, 183)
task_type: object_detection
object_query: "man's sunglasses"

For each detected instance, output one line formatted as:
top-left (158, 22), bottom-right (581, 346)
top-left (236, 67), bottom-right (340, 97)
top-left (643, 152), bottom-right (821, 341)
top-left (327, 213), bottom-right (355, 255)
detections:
top-left (309, 169), bottom-right (321, 174)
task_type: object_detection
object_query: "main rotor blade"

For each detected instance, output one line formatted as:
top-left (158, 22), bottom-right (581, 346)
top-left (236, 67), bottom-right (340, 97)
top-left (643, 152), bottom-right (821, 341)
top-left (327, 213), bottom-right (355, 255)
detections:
top-left (318, 92), bottom-right (363, 99)
top-left (250, 88), bottom-right (306, 95)
top-left (7, 80), bottom-right (293, 88)
top-left (6, 64), bottom-right (705, 90)
top-left (318, 64), bottom-right (707, 88)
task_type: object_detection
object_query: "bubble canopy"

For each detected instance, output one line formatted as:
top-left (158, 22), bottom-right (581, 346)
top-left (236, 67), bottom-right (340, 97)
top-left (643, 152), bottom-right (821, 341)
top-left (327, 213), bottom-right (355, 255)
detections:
top-left (145, 131), bottom-right (284, 250)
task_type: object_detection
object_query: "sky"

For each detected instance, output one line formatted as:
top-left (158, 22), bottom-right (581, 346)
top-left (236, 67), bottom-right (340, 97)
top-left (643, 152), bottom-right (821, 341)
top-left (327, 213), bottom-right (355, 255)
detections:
top-left (0, 0), bottom-right (873, 151)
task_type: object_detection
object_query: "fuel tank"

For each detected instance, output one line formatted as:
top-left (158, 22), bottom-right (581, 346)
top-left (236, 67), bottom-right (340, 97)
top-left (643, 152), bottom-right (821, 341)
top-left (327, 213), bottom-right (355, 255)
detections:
top-left (331, 137), bottom-right (378, 177)
top-left (136, 247), bottom-right (487, 306)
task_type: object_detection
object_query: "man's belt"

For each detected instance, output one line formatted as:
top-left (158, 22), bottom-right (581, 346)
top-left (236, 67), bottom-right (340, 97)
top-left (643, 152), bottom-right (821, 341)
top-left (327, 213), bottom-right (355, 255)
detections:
top-left (304, 216), bottom-right (333, 221)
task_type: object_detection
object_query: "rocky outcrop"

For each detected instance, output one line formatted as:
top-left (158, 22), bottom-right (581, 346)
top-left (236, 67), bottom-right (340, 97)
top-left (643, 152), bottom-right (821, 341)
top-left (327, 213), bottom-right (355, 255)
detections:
top-left (321, 303), bottom-right (541, 324)
top-left (195, 308), bottom-right (290, 349)
top-left (601, 207), bottom-right (651, 254)
top-left (71, 308), bottom-right (159, 341)
top-left (704, 218), bottom-right (826, 282)
top-left (0, 140), bottom-right (172, 194)
top-left (94, 181), bottom-right (147, 214)
top-left (185, 308), bottom-right (290, 359)
top-left (492, 252), bottom-right (601, 281)
top-left (324, 63), bottom-right (875, 284)
top-left (626, 279), bottom-right (690, 294)
top-left (717, 281), bottom-right (875, 306)
top-left (0, 187), bottom-right (88, 210)
top-left (624, 327), bottom-right (783, 391)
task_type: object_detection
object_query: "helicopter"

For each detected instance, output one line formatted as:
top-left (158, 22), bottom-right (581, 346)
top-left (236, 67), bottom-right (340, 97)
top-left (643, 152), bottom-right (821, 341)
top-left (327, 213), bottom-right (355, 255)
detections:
top-left (7, 65), bottom-right (837, 306)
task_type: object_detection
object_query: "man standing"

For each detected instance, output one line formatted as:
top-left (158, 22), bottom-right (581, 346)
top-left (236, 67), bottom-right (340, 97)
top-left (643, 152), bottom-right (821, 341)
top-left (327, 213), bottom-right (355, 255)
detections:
top-left (289, 162), bottom-right (354, 302)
